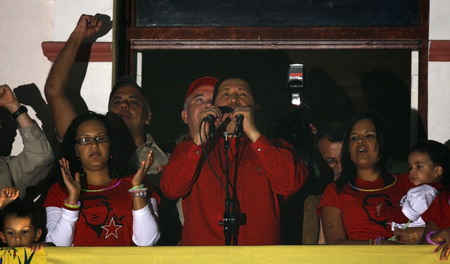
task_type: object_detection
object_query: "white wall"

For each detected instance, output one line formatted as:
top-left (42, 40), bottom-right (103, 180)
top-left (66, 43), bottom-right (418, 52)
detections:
top-left (0, 1), bottom-right (54, 89)
top-left (428, 0), bottom-right (450, 143)
top-left (0, 0), bottom-right (53, 99)
top-left (54, 0), bottom-right (114, 115)
top-left (429, 0), bottom-right (450, 40)
top-left (0, 0), bottom-right (54, 154)
top-left (0, 0), bottom-right (114, 155)
top-left (428, 63), bottom-right (450, 143)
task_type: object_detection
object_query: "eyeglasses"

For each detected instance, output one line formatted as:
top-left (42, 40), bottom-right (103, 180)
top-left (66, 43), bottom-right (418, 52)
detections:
top-left (75, 135), bottom-right (110, 146)
top-left (324, 158), bottom-right (341, 169)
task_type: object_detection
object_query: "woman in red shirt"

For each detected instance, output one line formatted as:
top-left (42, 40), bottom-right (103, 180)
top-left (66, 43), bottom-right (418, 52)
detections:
top-left (319, 111), bottom-right (411, 245)
top-left (44, 112), bottom-right (159, 246)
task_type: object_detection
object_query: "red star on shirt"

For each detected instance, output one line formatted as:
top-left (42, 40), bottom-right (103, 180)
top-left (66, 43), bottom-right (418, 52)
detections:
top-left (101, 217), bottom-right (123, 239)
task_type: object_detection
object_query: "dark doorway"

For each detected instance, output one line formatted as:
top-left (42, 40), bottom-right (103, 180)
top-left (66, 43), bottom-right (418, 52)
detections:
top-left (141, 49), bottom-right (411, 171)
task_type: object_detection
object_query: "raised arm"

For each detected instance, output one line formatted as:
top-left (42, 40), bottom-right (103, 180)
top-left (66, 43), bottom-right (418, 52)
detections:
top-left (0, 84), bottom-right (33, 128)
top-left (131, 151), bottom-right (160, 246)
top-left (45, 159), bottom-right (81, 246)
top-left (251, 136), bottom-right (309, 195)
top-left (44, 14), bottom-right (102, 139)
top-left (0, 187), bottom-right (20, 209)
top-left (0, 85), bottom-right (54, 197)
top-left (160, 141), bottom-right (203, 200)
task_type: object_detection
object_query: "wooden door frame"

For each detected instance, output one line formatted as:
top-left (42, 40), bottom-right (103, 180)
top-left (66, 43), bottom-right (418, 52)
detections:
top-left (120, 0), bottom-right (429, 135)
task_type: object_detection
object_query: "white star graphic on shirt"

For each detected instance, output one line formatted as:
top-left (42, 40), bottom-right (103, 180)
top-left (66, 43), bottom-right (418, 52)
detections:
top-left (101, 217), bottom-right (123, 239)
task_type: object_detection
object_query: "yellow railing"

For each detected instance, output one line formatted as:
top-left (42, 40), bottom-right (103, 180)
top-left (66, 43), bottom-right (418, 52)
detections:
top-left (1, 245), bottom-right (444, 264)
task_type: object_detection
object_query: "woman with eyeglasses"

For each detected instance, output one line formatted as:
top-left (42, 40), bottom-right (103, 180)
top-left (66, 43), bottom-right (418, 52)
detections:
top-left (318, 111), bottom-right (412, 245)
top-left (44, 112), bottom-right (159, 246)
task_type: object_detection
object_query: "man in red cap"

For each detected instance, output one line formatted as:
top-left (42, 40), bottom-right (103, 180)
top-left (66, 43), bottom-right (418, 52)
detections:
top-left (181, 76), bottom-right (218, 140)
top-left (162, 76), bottom-right (308, 245)
top-left (162, 76), bottom-right (218, 229)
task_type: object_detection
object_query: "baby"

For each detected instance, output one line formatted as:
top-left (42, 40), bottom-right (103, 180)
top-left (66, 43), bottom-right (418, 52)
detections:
top-left (377, 140), bottom-right (450, 231)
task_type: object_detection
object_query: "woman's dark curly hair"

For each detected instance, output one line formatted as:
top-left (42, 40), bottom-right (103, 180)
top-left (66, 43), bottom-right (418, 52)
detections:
top-left (60, 111), bottom-right (133, 180)
top-left (335, 111), bottom-right (394, 192)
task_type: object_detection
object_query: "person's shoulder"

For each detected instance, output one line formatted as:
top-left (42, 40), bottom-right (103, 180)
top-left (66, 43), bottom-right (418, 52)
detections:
top-left (436, 189), bottom-right (450, 199)
top-left (172, 138), bottom-right (196, 152)
top-left (396, 172), bottom-right (410, 179)
top-left (269, 137), bottom-right (294, 148)
top-left (44, 182), bottom-right (67, 206)
top-left (410, 183), bottom-right (433, 191)
top-left (318, 182), bottom-right (341, 210)
top-left (49, 181), bottom-right (65, 192)
top-left (322, 182), bottom-right (338, 195)
top-left (406, 184), bottom-right (438, 198)
top-left (428, 182), bottom-right (447, 192)
top-left (395, 172), bottom-right (413, 187)
top-left (121, 175), bottom-right (134, 183)
top-left (267, 137), bottom-right (301, 158)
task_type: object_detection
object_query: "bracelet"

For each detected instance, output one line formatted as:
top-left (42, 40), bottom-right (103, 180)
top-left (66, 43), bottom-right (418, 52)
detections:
top-left (129, 188), bottom-right (148, 193)
top-left (64, 199), bottom-right (81, 209)
top-left (132, 191), bottom-right (147, 198)
top-left (129, 185), bottom-right (148, 193)
top-left (128, 185), bottom-right (144, 192)
top-left (426, 231), bottom-right (442, 246)
top-left (11, 105), bottom-right (27, 120)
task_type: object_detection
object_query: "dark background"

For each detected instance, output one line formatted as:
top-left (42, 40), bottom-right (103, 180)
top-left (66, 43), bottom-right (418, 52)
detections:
top-left (141, 49), bottom-right (412, 171)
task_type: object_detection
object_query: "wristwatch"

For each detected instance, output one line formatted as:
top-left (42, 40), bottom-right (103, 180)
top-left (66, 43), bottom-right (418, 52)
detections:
top-left (11, 105), bottom-right (28, 120)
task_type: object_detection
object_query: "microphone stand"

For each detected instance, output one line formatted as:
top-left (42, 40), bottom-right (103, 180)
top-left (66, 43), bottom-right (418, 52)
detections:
top-left (217, 118), bottom-right (243, 245)
top-left (218, 127), bottom-right (234, 245)
top-left (202, 115), bottom-right (245, 245)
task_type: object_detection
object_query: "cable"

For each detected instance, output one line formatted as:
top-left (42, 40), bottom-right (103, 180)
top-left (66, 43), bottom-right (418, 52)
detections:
top-left (198, 118), bottom-right (231, 199)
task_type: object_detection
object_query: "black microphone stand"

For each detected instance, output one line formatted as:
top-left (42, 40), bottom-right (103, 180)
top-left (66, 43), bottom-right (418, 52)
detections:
top-left (218, 127), bottom-right (235, 245)
top-left (201, 115), bottom-right (245, 245)
top-left (217, 118), bottom-right (244, 245)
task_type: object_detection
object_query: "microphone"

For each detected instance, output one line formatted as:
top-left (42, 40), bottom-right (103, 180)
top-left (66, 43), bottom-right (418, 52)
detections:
top-left (218, 106), bottom-right (233, 114)
top-left (203, 106), bottom-right (234, 121)
top-left (202, 106), bottom-right (235, 139)
top-left (216, 106), bottom-right (244, 137)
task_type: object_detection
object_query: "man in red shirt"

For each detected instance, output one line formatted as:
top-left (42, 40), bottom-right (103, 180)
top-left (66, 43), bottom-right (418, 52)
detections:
top-left (161, 76), bottom-right (308, 245)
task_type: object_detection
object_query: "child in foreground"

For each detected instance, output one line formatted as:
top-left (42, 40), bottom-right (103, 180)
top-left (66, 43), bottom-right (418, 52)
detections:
top-left (377, 140), bottom-right (450, 242)
top-left (0, 188), bottom-right (45, 252)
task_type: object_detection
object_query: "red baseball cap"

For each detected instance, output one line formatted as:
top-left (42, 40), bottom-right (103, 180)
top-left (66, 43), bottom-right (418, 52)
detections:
top-left (185, 76), bottom-right (218, 102)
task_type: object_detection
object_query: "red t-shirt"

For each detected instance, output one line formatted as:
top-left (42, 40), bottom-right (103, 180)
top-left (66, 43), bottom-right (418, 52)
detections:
top-left (318, 173), bottom-right (411, 240)
top-left (422, 190), bottom-right (450, 229)
top-left (161, 135), bottom-right (308, 245)
top-left (45, 176), bottom-right (136, 246)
